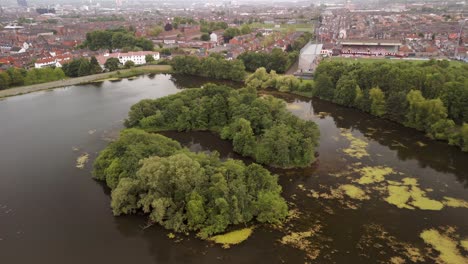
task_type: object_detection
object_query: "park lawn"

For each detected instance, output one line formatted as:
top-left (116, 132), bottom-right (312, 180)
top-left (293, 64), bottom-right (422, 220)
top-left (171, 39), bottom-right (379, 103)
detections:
top-left (101, 65), bottom-right (173, 79)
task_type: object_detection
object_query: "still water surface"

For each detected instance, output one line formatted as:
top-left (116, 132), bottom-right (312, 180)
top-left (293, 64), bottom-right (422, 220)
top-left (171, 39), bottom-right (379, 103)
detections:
top-left (0, 74), bottom-right (466, 263)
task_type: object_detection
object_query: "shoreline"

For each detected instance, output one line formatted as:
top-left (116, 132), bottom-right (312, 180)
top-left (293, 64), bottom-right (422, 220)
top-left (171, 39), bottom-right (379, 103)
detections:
top-left (0, 65), bottom-right (172, 99)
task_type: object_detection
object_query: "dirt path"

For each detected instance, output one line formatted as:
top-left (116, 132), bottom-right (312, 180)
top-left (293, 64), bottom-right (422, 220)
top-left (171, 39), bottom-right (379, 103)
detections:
top-left (0, 65), bottom-right (172, 99)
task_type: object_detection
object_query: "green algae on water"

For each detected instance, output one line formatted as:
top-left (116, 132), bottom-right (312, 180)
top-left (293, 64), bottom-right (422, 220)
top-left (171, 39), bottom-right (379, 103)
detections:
top-left (76, 153), bottom-right (89, 169)
top-left (442, 197), bottom-right (468, 208)
top-left (415, 141), bottom-right (427, 147)
top-left (385, 178), bottom-right (444, 210)
top-left (385, 185), bottom-right (414, 209)
top-left (280, 225), bottom-right (323, 260)
top-left (357, 224), bottom-right (425, 263)
top-left (420, 229), bottom-right (468, 264)
top-left (461, 239), bottom-right (468, 251)
top-left (355, 166), bottom-right (395, 185)
top-left (341, 129), bottom-right (370, 159)
top-left (209, 228), bottom-right (253, 248)
top-left (339, 184), bottom-right (370, 200)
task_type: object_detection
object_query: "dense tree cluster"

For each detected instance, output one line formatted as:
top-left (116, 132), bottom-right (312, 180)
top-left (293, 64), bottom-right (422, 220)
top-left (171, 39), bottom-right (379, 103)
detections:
top-left (245, 67), bottom-right (314, 93)
top-left (148, 25), bottom-right (163, 37)
top-left (200, 20), bottom-right (228, 33)
top-left (93, 128), bottom-right (288, 237)
top-left (0, 67), bottom-right (65, 89)
top-left (172, 17), bottom-right (197, 29)
top-left (222, 25), bottom-right (252, 42)
top-left (171, 54), bottom-right (246, 81)
top-left (82, 28), bottom-right (154, 51)
top-left (62, 57), bottom-right (102, 77)
top-left (287, 32), bottom-right (313, 52)
top-left (313, 60), bottom-right (468, 151)
top-left (238, 48), bottom-right (297, 73)
top-left (125, 84), bottom-right (320, 168)
top-left (238, 32), bottom-right (311, 73)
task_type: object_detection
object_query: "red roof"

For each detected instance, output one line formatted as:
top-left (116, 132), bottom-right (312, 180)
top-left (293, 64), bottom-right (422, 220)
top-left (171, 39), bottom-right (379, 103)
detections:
top-left (36, 57), bottom-right (56, 64)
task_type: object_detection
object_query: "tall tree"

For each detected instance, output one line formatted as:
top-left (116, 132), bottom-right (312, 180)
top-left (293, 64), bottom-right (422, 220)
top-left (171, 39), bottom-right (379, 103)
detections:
top-left (104, 58), bottom-right (121, 71)
top-left (369, 87), bottom-right (386, 117)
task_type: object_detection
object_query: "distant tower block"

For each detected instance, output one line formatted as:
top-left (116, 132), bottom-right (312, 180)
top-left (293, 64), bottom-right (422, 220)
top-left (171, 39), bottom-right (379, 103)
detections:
top-left (17, 0), bottom-right (28, 7)
top-left (116, 0), bottom-right (123, 7)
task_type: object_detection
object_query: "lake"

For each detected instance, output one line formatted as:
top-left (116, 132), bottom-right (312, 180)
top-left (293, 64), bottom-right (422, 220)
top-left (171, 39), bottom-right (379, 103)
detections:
top-left (0, 74), bottom-right (466, 263)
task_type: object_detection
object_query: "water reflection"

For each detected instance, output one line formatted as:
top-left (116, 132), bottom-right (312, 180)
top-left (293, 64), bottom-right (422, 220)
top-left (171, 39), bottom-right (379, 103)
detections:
top-left (268, 91), bottom-right (468, 187)
top-left (0, 75), bottom-right (466, 264)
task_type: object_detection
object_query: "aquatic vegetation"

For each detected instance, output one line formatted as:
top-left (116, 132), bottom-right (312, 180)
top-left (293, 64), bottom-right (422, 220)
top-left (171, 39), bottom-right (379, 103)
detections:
top-left (341, 129), bottom-right (369, 159)
top-left (209, 228), bottom-right (253, 248)
top-left (461, 239), bottom-right (468, 251)
top-left (384, 178), bottom-right (467, 211)
top-left (415, 141), bottom-right (427, 147)
top-left (308, 186), bottom-right (362, 209)
top-left (317, 112), bottom-right (330, 118)
top-left (391, 140), bottom-right (408, 149)
top-left (357, 224), bottom-right (425, 263)
top-left (410, 186), bottom-right (444, 210)
top-left (355, 166), bottom-right (395, 185)
top-left (385, 185), bottom-right (414, 209)
top-left (297, 184), bottom-right (306, 191)
top-left (287, 209), bottom-right (302, 221)
top-left (420, 229), bottom-right (468, 264)
top-left (402, 178), bottom-right (417, 186)
top-left (385, 179), bottom-right (443, 210)
top-left (338, 184), bottom-right (370, 200)
top-left (280, 225), bottom-right (323, 260)
top-left (167, 233), bottom-right (175, 239)
top-left (76, 153), bottom-right (89, 169)
top-left (390, 256), bottom-right (405, 264)
top-left (442, 197), bottom-right (468, 208)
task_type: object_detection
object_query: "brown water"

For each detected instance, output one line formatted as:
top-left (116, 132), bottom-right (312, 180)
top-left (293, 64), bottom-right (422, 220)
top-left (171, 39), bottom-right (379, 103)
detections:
top-left (0, 75), bottom-right (467, 264)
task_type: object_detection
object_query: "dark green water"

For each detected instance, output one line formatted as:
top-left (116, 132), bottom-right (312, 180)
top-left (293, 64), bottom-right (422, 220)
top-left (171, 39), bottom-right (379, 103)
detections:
top-left (0, 75), bottom-right (466, 263)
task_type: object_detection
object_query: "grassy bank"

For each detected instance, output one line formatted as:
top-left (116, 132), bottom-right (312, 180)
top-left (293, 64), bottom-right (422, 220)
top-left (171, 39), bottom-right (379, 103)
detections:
top-left (0, 65), bottom-right (173, 99)
top-left (106, 65), bottom-right (173, 79)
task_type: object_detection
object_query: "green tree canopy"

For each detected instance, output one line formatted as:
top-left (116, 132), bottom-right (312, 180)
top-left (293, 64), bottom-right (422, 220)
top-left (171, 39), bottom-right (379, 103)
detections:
top-left (94, 129), bottom-right (288, 238)
top-left (125, 84), bottom-right (320, 168)
top-left (104, 58), bottom-right (121, 71)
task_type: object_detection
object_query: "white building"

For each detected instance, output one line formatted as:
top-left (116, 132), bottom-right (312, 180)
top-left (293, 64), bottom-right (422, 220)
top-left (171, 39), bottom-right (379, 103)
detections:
top-left (96, 51), bottom-right (160, 69)
top-left (210, 32), bottom-right (218, 43)
top-left (34, 55), bottom-right (72, 68)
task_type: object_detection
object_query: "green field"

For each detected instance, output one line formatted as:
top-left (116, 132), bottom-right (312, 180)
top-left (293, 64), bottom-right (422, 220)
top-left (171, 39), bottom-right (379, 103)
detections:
top-left (250, 23), bottom-right (314, 32)
top-left (328, 57), bottom-right (465, 66)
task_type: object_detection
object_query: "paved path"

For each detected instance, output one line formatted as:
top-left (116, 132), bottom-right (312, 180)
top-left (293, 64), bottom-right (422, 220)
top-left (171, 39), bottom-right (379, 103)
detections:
top-left (0, 65), bottom-right (172, 99)
top-left (285, 60), bottom-right (299, 75)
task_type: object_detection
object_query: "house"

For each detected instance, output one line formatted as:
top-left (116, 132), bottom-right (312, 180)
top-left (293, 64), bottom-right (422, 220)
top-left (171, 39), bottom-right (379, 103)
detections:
top-left (34, 54), bottom-right (72, 68)
top-left (96, 51), bottom-right (160, 69)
